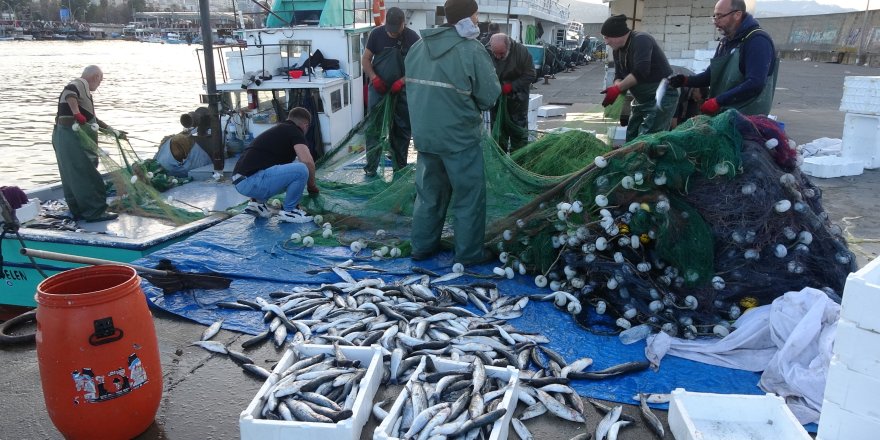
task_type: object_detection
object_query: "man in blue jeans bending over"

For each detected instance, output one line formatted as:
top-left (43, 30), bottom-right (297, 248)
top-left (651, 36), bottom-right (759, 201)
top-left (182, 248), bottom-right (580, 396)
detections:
top-left (232, 107), bottom-right (319, 223)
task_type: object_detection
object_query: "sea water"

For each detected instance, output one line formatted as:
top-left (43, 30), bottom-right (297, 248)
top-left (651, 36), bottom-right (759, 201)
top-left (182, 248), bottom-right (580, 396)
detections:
top-left (0, 40), bottom-right (204, 189)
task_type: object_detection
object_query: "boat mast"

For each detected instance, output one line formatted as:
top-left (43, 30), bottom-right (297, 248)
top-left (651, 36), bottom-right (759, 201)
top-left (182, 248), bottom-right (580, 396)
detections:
top-left (198, 0), bottom-right (225, 172)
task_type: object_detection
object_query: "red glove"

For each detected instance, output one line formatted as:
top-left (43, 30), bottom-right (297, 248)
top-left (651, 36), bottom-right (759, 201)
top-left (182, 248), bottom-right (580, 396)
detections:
top-left (307, 184), bottom-right (320, 196)
top-left (601, 85), bottom-right (621, 107)
top-left (74, 113), bottom-right (87, 124)
top-left (390, 78), bottom-right (405, 94)
top-left (371, 76), bottom-right (387, 94)
top-left (700, 98), bottom-right (720, 115)
top-left (502, 83), bottom-right (513, 95)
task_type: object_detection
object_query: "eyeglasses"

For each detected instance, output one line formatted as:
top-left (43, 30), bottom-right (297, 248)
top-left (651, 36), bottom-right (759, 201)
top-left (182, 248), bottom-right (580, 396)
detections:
top-left (712, 10), bottom-right (740, 21)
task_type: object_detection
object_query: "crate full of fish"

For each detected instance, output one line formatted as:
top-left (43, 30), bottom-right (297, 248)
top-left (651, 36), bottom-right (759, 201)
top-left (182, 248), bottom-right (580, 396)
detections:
top-left (239, 343), bottom-right (383, 440)
top-left (374, 355), bottom-right (519, 440)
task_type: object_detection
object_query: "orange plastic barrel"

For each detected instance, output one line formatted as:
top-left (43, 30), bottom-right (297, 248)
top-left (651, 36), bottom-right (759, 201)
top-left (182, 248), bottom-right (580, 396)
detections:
top-left (36, 265), bottom-right (162, 440)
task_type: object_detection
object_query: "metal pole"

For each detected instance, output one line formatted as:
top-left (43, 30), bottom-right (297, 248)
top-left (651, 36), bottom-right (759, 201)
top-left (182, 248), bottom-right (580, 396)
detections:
top-left (198, 0), bottom-right (225, 172)
top-left (858, 0), bottom-right (871, 65)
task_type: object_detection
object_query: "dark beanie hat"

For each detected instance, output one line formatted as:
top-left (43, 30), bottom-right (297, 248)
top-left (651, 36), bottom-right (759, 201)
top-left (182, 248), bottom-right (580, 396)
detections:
top-left (601, 14), bottom-right (630, 38)
top-left (444, 0), bottom-right (478, 24)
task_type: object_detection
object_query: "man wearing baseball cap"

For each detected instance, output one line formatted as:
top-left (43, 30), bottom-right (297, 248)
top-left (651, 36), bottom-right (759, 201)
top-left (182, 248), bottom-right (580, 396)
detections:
top-left (361, 7), bottom-right (420, 177)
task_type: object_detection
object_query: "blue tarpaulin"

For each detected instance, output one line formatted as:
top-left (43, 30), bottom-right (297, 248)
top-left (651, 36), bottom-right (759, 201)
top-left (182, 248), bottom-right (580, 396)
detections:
top-left (137, 214), bottom-right (764, 408)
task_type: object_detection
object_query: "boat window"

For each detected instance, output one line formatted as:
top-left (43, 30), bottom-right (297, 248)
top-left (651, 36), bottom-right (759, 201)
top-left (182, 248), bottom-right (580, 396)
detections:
top-left (348, 34), bottom-right (362, 79)
top-left (343, 83), bottom-right (350, 107)
top-left (282, 40), bottom-right (313, 69)
top-left (330, 89), bottom-right (343, 113)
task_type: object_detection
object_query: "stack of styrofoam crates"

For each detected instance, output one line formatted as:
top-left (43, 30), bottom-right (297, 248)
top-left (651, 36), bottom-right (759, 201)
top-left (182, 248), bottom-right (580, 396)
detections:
top-left (527, 94), bottom-right (542, 131)
top-left (817, 256), bottom-right (880, 440)
top-left (840, 76), bottom-right (880, 169)
top-left (803, 76), bottom-right (880, 178)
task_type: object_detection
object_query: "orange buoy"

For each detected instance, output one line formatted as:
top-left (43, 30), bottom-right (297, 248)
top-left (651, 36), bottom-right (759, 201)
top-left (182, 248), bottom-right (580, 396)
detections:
top-left (372, 0), bottom-right (386, 26)
top-left (36, 265), bottom-right (162, 440)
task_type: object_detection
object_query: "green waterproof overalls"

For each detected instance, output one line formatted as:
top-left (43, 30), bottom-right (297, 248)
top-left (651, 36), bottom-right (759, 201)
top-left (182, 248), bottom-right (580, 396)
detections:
top-left (365, 43), bottom-right (412, 173)
top-left (625, 81), bottom-right (679, 142)
top-left (52, 81), bottom-right (108, 220)
top-left (709, 29), bottom-right (778, 116)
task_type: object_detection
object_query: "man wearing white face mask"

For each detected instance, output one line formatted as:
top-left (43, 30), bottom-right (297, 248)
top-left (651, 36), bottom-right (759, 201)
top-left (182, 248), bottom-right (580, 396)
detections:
top-left (404, 0), bottom-right (501, 265)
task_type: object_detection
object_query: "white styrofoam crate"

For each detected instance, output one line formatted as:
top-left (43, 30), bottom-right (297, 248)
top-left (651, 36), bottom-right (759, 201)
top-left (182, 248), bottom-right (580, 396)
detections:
top-left (800, 155), bottom-right (864, 178)
top-left (832, 319), bottom-right (880, 377)
top-left (537, 105), bottom-right (566, 118)
top-left (15, 198), bottom-right (40, 223)
top-left (374, 356), bottom-right (518, 440)
top-left (240, 344), bottom-right (383, 440)
top-left (528, 93), bottom-right (542, 111)
top-left (606, 126), bottom-right (627, 148)
top-left (817, 398), bottom-right (880, 440)
top-left (667, 388), bottom-right (810, 440)
top-left (694, 49), bottom-right (715, 61)
top-left (841, 76), bottom-right (880, 111)
top-left (527, 110), bottom-right (538, 131)
top-left (823, 358), bottom-right (880, 420)
top-left (841, 112), bottom-right (880, 169)
top-left (840, 255), bottom-right (880, 332)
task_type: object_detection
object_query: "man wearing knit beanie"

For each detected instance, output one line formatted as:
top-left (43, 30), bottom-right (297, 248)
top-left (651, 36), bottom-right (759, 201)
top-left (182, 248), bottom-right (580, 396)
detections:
top-left (600, 14), bottom-right (679, 142)
top-left (404, 0), bottom-right (500, 265)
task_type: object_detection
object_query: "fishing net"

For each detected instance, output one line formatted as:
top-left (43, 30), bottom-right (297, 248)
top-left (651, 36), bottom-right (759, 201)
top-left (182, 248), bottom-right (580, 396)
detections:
top-left (490, 94), bottom-right (529, 151)
top-left (483, 110), bottom-right (855, 338)
top-left (298, 98), bottom-right (611, 256)
top-left (72, 124), bottom-right (205, 225)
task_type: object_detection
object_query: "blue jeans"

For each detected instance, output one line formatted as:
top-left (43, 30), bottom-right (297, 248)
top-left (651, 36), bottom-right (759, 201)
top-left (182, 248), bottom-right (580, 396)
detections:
top-left (234, 162), bottom-right (308, 211)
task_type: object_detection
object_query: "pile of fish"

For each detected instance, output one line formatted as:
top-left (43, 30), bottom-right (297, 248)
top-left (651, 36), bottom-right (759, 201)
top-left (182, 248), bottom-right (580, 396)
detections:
top-left (254, 347), bottom-right (364, 422)
top-left (375, 355), bottom-right (513, 439)
top-left (192, 264), bottom-right (661, 438)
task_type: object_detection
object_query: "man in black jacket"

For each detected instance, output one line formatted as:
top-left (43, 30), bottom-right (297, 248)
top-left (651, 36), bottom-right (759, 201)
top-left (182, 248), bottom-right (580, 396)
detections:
top-left (488, 33), bottom-right (536, 152)
top-left (600, 15), bottom-right (679, 142)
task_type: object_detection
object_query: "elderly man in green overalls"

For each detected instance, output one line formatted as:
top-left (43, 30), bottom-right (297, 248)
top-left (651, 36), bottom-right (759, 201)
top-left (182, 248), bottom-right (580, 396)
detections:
top-left (361, 7), bottom-right (420, 177)
top-left (52, 65), bottom-right (119, 222)
top-left (600, 14), bottom-right (679, 142)
top-left (667, 0), bottom-right (777, 116)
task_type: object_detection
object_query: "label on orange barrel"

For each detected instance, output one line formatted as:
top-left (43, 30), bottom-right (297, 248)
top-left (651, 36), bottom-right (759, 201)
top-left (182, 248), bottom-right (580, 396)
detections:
top-left (70, 352), bottom-right (150, 404)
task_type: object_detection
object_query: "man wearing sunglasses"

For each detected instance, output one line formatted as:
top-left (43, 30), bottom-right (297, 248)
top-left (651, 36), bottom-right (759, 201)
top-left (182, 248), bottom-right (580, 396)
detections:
top-left (668, 0), bottom-right (777, 116)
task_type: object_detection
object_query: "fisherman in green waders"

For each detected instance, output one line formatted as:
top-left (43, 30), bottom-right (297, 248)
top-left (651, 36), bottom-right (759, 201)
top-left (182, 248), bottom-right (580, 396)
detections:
top-left (405, 0), bottom-right (500, 264)
top-left (667, 0), bottom-right (777, 116)
top-left (52, 65), bottom-right (122, 222)
top-left (361, 7), bottom-right (420, 177)
top-left (600, 14), bottom-right (679, 142)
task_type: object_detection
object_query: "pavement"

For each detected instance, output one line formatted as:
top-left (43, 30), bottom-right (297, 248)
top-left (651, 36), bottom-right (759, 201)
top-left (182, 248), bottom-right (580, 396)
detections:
top-left (1, 60), bottom-right (879, 439)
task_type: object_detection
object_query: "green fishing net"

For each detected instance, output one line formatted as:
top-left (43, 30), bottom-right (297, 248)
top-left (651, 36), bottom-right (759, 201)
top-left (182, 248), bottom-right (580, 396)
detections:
top-left (74, 124), bottom-right (204, 225)
top-left (485, 110), bottom-right (854, 337)
top-left (299, 95), bottom-right (610, 254)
